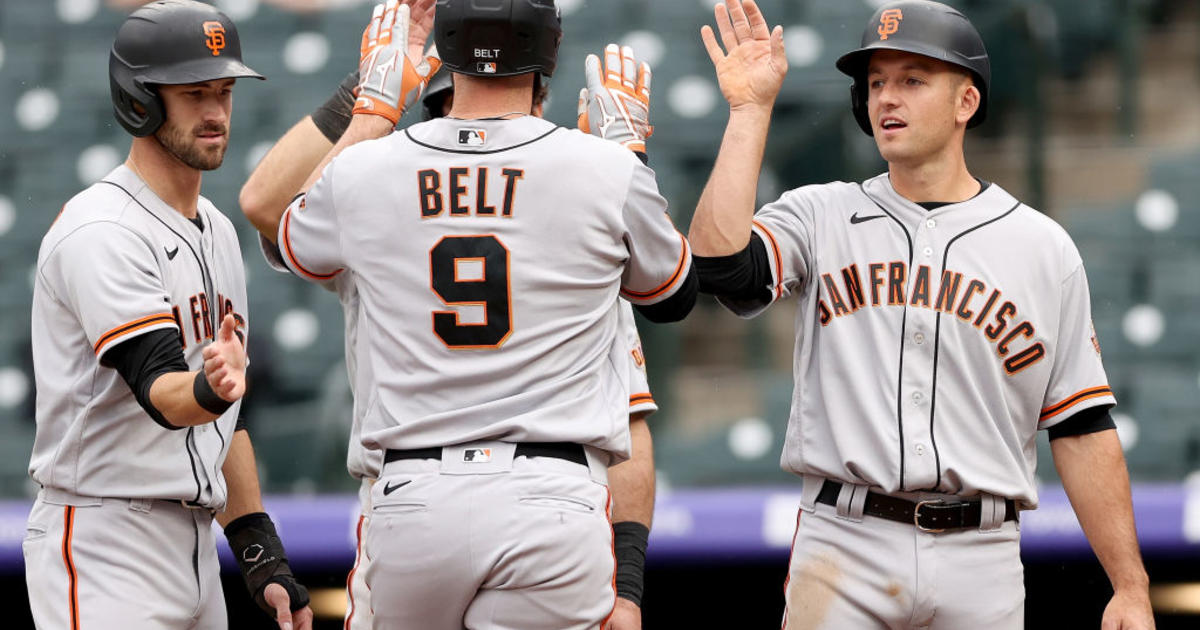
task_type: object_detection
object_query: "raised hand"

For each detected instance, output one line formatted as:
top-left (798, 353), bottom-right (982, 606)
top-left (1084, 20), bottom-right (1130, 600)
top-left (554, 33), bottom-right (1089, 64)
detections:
top-left (578, 44), bottom-right (653, 153)
top-left (700, 0), bottom-right (787, 111)
top-left (353, 0), bottom-right (441, 124)
top-left (201, 314), bottom-right (246, 403)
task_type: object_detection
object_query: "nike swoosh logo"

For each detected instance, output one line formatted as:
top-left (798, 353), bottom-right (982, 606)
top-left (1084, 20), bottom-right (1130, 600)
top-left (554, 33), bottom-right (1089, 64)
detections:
top-left (850, 213), bottom-right (886, 225)
top-left (382, 480), bottom-right (411, 496)
top-left (165, 245), bottom-right (179, 260)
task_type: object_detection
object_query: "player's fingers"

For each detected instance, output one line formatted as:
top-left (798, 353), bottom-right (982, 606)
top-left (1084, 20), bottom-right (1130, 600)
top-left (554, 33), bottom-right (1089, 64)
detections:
top-left (637, 62), bottom-right (652, 101)
top-left (378, 0), bottom-right (398, 47)
top-left (263, 583), bottom-right (293, 630)
top-left (714, 3), bottom-right (739, 52)
top-left (604, 44), bottom-right (622, 86)
top-left (366, 2), bottom-right (384, 49)
top-left (577, 88), bottom-right (590, 128)
top-left (585, 54), bottom-right (604, 94)
top-left (743, 0), bottom-right (771, 40)
top-left (700, 25), bottom-right (725, 66)
top-left (620, 45), bottom-right (637, 90)
top-left (294, 607), bottom-right (314, 630)
top-left (727, 0), bottom-right (753, 42)
top-left (770, 25), bottom-right (787, 66)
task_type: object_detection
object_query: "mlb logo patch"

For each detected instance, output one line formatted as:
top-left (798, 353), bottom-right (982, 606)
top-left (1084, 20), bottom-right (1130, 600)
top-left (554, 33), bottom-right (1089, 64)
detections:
top-left (463, 448), bottom-right (492, 463)
top-left (477, 62), bottom-right (497, 74)
top-left (458, 129), bottom-right (487, 147)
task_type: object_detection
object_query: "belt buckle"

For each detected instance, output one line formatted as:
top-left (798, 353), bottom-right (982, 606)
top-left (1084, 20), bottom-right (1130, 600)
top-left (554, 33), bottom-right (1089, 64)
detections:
top-left (914, 499), bottom-right (946, 533)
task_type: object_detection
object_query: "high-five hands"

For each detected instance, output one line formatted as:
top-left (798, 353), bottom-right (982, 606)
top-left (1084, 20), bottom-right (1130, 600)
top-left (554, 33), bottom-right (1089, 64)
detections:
top-left (353, 0), bottom-right (441, 124)
top-left (700, 0), bottom-right (787, 111)
top-left (202, 314), bottom-right (246, 403)
top-left (578, 44), bottom-right (654, 154)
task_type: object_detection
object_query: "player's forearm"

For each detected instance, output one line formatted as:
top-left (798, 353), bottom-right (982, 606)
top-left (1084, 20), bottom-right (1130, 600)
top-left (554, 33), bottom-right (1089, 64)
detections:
top-left (217, 430), bottom-right (266, 527)
top-left (148, 371), bottom-right (222, 427)
top-left (1051, 430), bottom-right (1150, 593)
top-left (300, 114), bottom-right (394, 193)
top-left (689, 105), bottom-right (774, 257)
top-left (609, 415), bottom-right (656, 526)
top-left (239, 116), bottom-right (334, 244)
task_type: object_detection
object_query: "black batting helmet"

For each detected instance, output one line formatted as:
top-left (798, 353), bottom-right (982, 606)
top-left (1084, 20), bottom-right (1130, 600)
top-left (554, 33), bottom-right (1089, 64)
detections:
top-left (434, 0), bottom-right (562, 78)
top-left (836, 0), bottom-right (989, 136)
top-left (109, 0), bottom-right (264, 137)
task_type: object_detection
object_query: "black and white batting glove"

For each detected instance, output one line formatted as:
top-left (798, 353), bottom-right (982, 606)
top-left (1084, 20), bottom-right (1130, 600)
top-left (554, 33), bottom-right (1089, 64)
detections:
top-left (224, 512), bottom-right (310, 618)
top-left (577, 44), bottom-right (653, 156)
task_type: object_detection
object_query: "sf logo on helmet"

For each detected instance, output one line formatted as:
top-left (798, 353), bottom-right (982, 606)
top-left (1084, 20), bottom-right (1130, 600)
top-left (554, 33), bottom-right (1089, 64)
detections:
top-left (203, 21), bottom-right (227, 56)
top-left (877, 9), bottom-right (903, 40)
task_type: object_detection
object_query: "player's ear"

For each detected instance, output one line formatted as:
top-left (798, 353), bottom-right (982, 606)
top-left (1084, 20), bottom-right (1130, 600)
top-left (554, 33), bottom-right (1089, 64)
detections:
top-left (955, 79), bottom-right (980, 127)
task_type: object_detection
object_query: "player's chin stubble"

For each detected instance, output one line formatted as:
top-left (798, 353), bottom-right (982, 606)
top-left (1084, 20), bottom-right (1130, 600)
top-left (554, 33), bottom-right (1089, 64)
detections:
top-left (156, 120), bottom-right (228, 171)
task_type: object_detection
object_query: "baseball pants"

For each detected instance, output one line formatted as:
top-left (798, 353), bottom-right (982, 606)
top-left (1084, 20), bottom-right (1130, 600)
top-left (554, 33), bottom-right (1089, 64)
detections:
top-left (782, 476), bottom-right (1023, 630)
top-left (365, 441), bottom-right (616, 630)
top-left (345, 479), bottom-right (373, 630)
top-left (24, 487), bottom-right (226, 630)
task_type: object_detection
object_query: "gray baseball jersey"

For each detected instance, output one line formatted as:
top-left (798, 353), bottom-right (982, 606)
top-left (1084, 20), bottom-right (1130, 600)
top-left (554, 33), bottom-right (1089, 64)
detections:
top-left (276, 116), bottom-right (688, 461)
top-left (29, 165), bottom-right (247, 508)
top-left (724, 174), bottom-right (1112, 507)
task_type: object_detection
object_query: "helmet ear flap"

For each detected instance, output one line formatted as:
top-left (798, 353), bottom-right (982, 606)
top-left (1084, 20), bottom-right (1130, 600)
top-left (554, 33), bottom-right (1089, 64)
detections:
top-left (850, 80), bottom-right (873, 137)
top-left (109, 53), bottom-right (165, 137)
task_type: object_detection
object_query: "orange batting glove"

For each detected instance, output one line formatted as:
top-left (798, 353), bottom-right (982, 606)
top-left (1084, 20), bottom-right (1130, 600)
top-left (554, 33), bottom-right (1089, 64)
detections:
top-left (578, 44), bottom-right (654, 154)
top-left (353, 0), bottom-right (441, 125)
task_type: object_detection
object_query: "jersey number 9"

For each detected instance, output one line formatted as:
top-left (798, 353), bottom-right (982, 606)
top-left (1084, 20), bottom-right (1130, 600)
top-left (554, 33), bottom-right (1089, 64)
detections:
top-left (430, 235), bottom-right (513, 349)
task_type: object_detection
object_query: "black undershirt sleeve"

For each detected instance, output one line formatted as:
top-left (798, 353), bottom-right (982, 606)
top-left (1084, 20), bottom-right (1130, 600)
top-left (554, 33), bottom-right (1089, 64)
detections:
top-left (693, 233), bottom-right (773, 301)
top-left (102, 328), bottom-right (191, 430)
top-left (633, 264), bottom-right (699, 323)
top-left (1047, 404), bottom-right (1117, 440)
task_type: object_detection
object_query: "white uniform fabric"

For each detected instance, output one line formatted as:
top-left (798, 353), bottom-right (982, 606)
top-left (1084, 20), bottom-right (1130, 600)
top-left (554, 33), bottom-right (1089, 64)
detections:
top-left (30, 165), bottom-right (247, 507)
top-left (26, 166), bottom-right (248, 630)
top-left (725, 174), bottom-right (1113, 507)
top-left (277, 116), bottom-right (687, 461)
top-left (24, 489), bottom-right (226, 630)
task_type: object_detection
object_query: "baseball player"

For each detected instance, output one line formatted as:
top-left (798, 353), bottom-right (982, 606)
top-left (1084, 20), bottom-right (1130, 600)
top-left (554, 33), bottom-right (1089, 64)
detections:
top-left (689, 1), bottom-right (1153, 628)
top-left (23, 2), bottom-right (312, 629)
top-left (239, 3), bottom-right (667, 627)
top-left (266, 0), bottom-right (692, 626)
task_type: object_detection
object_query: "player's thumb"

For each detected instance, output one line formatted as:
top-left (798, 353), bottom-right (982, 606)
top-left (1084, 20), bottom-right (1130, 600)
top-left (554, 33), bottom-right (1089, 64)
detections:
top-left (585, 54), bottom-right (604, 93)
top-left (264, 584), bottom-right (294, 630)
top-left (770, 25), bottom-right (787, 67)
top-left (577, 88), bottom-right (590, 131)
top-left (219, 314), bottom-right (236, 343)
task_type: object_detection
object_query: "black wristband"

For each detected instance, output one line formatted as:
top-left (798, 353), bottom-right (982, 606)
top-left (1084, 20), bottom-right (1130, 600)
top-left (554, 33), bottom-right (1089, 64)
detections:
top-left (225, 512), bottom-right (311, 616)
top-left (193, 370), bottom-right (234, 415)
top-left (613, 521), bottom-right (649, 607)
top-left (311, 70), bottom-right (359, 143)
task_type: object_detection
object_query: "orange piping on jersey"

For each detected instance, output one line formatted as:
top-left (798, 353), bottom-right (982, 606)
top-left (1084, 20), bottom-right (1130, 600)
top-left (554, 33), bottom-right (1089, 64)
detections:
top-left (629, 393), bottom-right (655, 407)
top-left (780, 506), bottom-right (802, 630)
top-left (63, 506), bottom-right (79, 630)
top-left (621, 233), bottom-right (689, 301)
top-left (600, 487), bottom-right (618, 629)
top-left (344, 514), bottom-right (365, 630)
top-left (753, 220), bottom-right (784, 299)
top-left (281, 208), bottom-right (344, 281)
top-left (93, 312), bottom-right (177, 355)
top-left (1038, 386), bottom-right (1114, 423)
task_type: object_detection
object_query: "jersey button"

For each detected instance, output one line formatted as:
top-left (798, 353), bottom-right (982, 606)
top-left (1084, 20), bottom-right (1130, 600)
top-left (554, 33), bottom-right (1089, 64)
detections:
top-left (926, 219), bottom-right (936, 228)
top-left (914, 443), bottom-right (926, 455)
top-left (914, 332), bottom-right (925, 345)
top-left (912, 392), bottom-right (924, 404)
top-left (923, 247), bottom-right (933, 257)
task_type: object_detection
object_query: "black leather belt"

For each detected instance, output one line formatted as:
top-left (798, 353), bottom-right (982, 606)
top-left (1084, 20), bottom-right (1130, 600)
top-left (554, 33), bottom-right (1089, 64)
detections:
top-left (816, 480), bottom-right (1017, 533)
top-left (384, 442), bottom-right (588, 467)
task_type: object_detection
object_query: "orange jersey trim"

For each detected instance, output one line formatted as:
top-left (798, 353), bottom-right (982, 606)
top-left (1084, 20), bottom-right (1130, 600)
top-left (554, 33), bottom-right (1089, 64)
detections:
top-left (62, 506), bottom-right (79, 630)
top-left (753, 220), bottom-right (784, 299)
top-left (344, 514), bottom-right (365, 630)
top-left (629, 393), bottom-right (655, 407)
top-left (93, 312), bottom-right (177, 355)
top-left (600, 487), bottom-right (617, 628)
top-left (780, 507), bottom-right (802, 630)
top-left (1039, 386), bottom-right (1114, 423)
top-left (621, 233), bottom-right (689, 301)
top-left (281, 207), bottom-right (344, 281)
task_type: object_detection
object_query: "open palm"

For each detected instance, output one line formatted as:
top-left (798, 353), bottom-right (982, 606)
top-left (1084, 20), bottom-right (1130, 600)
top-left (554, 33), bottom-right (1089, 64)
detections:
top-left (701, 0), bottom-right (788, 110)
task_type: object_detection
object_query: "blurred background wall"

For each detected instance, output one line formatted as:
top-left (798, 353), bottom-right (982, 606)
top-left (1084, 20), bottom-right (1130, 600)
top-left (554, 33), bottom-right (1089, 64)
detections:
top-left (3, 0), bottom-right (1200, 627)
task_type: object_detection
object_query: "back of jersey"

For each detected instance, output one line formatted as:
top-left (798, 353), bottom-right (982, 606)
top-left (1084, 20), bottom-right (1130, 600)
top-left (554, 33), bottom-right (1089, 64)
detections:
top-left (278, 116), bottom-right (689, 456)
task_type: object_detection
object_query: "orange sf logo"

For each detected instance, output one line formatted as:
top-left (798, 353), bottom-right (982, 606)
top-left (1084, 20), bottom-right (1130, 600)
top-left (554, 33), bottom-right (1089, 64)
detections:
top-left (878, 9), bottom-right (903, 40)
top-left (203, 21), bottom-right (226, 56)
